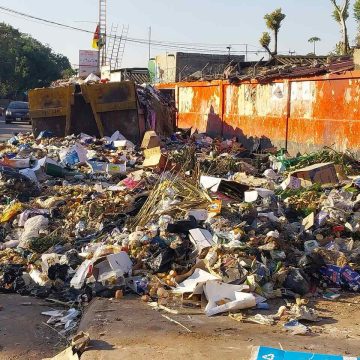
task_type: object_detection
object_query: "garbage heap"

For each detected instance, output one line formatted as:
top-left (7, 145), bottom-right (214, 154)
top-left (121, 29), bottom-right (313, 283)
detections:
top-left (0, 130), bottom-right (359, 335)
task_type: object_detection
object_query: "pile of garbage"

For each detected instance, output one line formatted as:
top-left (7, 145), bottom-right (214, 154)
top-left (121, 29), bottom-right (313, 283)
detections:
top-left (0, 129), bottom-right (360, 337)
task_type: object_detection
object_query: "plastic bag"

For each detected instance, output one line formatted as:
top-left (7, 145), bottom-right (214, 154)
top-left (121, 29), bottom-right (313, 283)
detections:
top-left (19, 215), bottom-right (49, 248)
top-left (283, 268), bottom-right (310, 296)
top-left (147, 248), bottom-right (175, 273)
top-left (59, 143), bottom-right (88, 167)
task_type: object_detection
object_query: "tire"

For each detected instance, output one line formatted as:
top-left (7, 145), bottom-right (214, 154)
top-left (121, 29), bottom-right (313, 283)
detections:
top-left (5, 119), bottom-right (11, 124)
top-left (28, 120), bottom-right (32, 125)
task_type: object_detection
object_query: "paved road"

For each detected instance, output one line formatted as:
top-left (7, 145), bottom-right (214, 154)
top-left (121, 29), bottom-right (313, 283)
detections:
top-left (0, 116), bottom-right (31, 142)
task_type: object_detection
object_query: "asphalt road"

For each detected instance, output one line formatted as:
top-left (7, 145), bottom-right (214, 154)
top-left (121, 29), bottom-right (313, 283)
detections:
top-left (0, 115), bottom-right (31, 142)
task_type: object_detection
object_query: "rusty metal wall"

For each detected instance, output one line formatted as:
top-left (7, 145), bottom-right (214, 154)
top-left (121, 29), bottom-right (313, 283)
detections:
top-left (158, 71), bottom-right (360, 155)
top-left (288, 75), bottom-right (360, 155)
top-left (177, 81), bottom-right (222, 137)
top-left (222, 81), bottom-right (288, 150)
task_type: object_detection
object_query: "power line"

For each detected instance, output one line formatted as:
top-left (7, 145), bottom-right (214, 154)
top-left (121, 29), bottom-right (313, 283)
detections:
top-left (0, 5), bottom-right (267, 55)
top-left (0, 5), bottom-right (94, 33)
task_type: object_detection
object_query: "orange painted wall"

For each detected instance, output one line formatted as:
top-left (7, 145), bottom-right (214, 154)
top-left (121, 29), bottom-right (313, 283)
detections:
top-left (157, 71), bottom-right (360, 155)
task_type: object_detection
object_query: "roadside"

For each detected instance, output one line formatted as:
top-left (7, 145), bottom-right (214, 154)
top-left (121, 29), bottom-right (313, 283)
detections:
top-left (77, 295), bottom-right (360, 360)
top-left (0, 116), bottom-right (31, 142)
top-left (0, 294), bottom-right (67, 360)
top-left (0, 292), bottom-right (359, 360)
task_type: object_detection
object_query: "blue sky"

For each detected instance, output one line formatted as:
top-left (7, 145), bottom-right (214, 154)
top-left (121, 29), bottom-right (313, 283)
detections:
top-left (0, 0), bottom-right (358, 68)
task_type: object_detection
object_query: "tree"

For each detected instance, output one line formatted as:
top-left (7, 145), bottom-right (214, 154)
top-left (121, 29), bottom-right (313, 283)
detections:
top-left (354, 0), bottom-right (360, 46)
top-left (259, 32), bottom-right (272, 56)
top-left (330, 0), bottom-right (350, 55)
top-left (0, 23), bottom-right (73, 99)
top-left (308, 37), bottom-right (321, 55)
top-left (263, 8), bottom-right (286, 55)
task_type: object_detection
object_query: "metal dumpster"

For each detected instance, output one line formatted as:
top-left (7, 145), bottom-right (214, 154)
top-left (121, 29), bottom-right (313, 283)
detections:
top-left (29, 81), bottom-right (146, 144)
top-left (29, 85), bottom-right (75, 137)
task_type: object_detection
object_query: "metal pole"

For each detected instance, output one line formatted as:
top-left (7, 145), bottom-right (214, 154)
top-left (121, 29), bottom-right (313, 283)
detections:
top-left (245, 44), bottom-right (248, 61)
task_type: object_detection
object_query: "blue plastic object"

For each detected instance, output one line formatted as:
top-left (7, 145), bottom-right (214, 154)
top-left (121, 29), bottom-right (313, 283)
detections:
top-left (8, 137), bottom-right (19, 146)
top-left (62, 149), bottom-right (80, 167)
top-left (37, 130), bottom-right (54, 139)
top-left (252, 346), bottom-right (359, 360)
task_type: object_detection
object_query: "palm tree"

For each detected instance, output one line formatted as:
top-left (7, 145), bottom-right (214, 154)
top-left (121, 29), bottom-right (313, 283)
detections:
top-left (308, 37), bottom-right (321, 55)
top-left (354, 0), bottom-right (360, 46)
top-left (330, 0), bottom-right (350, 54)
top-left (259, 32), bottom-right (272, 56)
top-left (264, 8), bottom-right (286, 55)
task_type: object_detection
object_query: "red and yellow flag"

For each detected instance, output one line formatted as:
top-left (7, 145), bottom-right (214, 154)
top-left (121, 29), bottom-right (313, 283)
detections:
top-left (92, 24), bottom-right (100, 49)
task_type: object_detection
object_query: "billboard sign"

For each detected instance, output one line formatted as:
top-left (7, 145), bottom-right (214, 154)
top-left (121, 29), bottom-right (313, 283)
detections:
top-left (79, 50), bottom-right (99, 77)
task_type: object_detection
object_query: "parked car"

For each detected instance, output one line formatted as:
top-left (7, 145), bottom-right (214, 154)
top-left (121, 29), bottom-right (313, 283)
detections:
top-left (5, 101), bottom-right (30, 124)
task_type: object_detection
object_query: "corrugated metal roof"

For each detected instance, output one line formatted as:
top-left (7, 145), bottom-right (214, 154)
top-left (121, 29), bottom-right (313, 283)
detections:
top-left (122, 72), bottom-right (150, 84)
top-left (274, 55), bottom-right (329, 66)
top-left (229, 56), bottom-right (354, 84)
top-left (113, 68), bottom-right (150, 84)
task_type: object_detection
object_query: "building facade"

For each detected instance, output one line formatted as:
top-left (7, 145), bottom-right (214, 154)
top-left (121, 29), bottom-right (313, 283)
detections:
top-left (150, 52), bottom-right (245, 83)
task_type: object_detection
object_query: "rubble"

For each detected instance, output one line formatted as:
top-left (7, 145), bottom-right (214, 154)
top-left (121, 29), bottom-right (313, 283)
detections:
top-left (0, 128), bottom-right (359, 343)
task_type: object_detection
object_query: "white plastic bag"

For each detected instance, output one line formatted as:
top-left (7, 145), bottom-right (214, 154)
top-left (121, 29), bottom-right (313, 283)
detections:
top-left (19, 215), bottom-right (49, 248)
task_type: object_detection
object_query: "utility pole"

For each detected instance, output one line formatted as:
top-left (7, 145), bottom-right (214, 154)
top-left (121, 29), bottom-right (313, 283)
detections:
top-left (148, 26), bottom-right (152, 60)
top-left (245, 44), bottom-right (248, 61)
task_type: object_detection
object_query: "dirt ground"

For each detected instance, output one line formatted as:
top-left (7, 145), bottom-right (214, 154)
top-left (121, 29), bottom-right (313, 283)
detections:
top-left (78, 294), bottom-right (360, 360)
top-left (0, 294), bottom-right (67, 360)
top-left (0, 293), bottom-right (359, 360)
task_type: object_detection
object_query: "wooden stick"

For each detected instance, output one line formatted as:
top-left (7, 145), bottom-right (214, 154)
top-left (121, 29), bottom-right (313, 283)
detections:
top-left (41, 321), bottom-right (70, 342)
top-left (161, 314), bottom-right (192, 333)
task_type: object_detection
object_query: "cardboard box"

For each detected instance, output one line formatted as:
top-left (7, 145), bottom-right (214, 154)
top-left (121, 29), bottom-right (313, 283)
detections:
top-left (141, 131), bottom-right (161, 149)
top-left (189, 228), bottom-right (215, 253)
top-left (142, 146), bottom-right (169, 170)
top-left (113, 140), bottom-right (135, 149)
top-left (302, 212), bottom-right (315, 230)
top-left (334, 164), bottom-right (349, 181)
top-left (87, 161), bottom-right (126, 174)
top-left (92, 252), bottom-right (133, 283)
top-left (290, 162), bottom-right (338, 187)
top-left (280, 176), bottom-right (302, 190)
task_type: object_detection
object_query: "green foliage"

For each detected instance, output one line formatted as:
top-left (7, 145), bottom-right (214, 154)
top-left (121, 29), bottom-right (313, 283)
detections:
top-left (62, 68), bottom-right (77, 79)
top-left (354, 0), bottom-right (360, 46)
top-left (330, 0), bottom-right (350, 54)
top-left (332, 3), bottom-right (349, 23)
top-left (260, 32), bottom-right (271, 48)
top-left (0, 22), bottom-right (73, 99)
top-left (354, 0), bottom-right (360, 21)
top-left (308, 37), bottom-right (321, 54)
top-left (263, 8), bottom-right (286, 55)
top-left (264, 8), bottom-right (286, 32)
